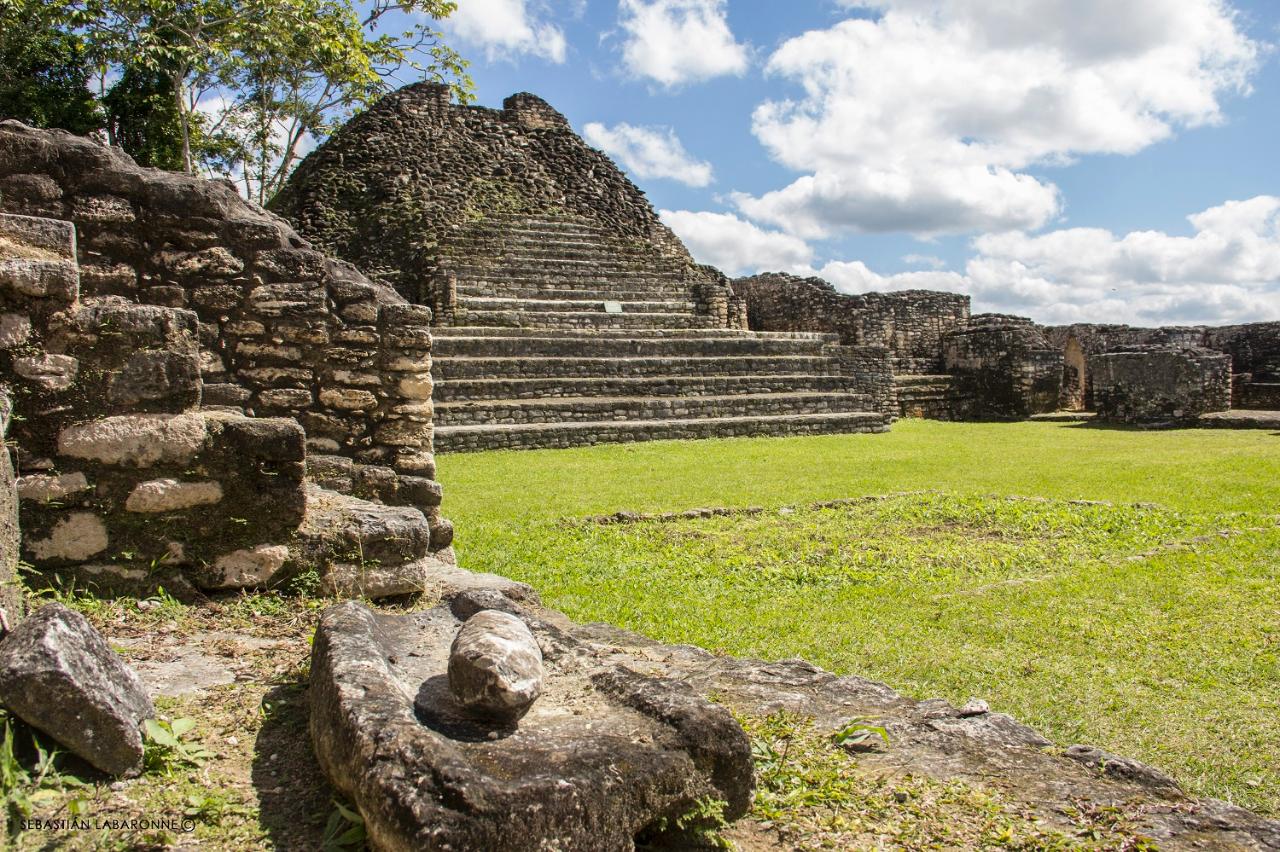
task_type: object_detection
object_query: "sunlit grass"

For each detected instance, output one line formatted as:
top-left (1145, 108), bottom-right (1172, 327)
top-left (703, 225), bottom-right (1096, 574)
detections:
top-left (439, 421), bottom-right (1280, 813)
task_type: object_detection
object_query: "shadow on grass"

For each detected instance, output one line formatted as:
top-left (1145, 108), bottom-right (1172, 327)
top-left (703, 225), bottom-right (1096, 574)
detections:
top-left (252, 681), bottom-right (334, 850)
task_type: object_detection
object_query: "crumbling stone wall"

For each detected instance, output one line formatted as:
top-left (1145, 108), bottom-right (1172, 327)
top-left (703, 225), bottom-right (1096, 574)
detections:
top-left (271, 84), bottom-right (729, 316)
top-left (1205, 322), bottom-right (1280, 409)
top-left (1043, 322), bottom-right (1280, 411)
top-left (0, 390), bottom-right (20, 631)
top-left (0, 121), bottom-right (440, 486)
top-left (731, 273), bottom-right (970, 373)
top-left (1092, 348), bottom-right (1231, 423)
top-left (0, 124), bottom-right (453, 599)
top-left (943, 315), bottom-right (1062, 419)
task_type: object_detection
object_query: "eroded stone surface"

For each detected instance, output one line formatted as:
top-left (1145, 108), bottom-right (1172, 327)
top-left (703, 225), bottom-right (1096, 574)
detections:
top-left (17, 472), bottom-right (90, 503)
top-left (124, 478), bottom-right (223, 513)
top-left (0, 604), bottom-right (154, 776)
top-left (206, 544), bottom-right (291, 590)
top-left (447, 610), bottom-right (543, 723)
top-left (58, 413), bottom-right (208, 467)
top-left (310, 598), bottom-right (754, 850)
top-left (14, 353), bottom-right (78, 391)
top-left (27, 512), bottom-right (108, 561)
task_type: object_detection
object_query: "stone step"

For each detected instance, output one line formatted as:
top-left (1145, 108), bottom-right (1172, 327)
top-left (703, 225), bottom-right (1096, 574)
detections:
top-left (443, 242), bottom-right (682, 266)
top-left (449, 269), bottom-right (695, 288)
top-left (453, 309), bottom-right (720, 330)
top-left (433, 373), bottom-right (858, 402)
top-left (434, 392), bottom-right (870, 427)
top-left (432, 354), bottom-right (845, 380)
top-left (295, 485), bottom-right (432, 568)
top-left (430, 326), bottom-right (837, 342)
top-left (455, 283), bottom-right (695, 302)
top-left (446, 255), bottom-right (682, 275)
top-left (468, 215), bottom-right (609, 234)
top-left (432, 333), bottom-right (846, 358)
top-left (457, 296), bottom-right (698, 314)
top-left (434, 411), bottom-right (890, 453)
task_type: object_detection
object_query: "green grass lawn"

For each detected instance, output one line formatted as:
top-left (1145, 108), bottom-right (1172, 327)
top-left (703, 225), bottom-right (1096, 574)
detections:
top-left (438, 420), bottom-right (1280, 815)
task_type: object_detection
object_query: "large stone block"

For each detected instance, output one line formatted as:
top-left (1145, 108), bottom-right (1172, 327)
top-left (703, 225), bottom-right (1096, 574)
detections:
top-left (309, 599), bottom-right (754, 850)
top-left (0, 603), bottom-right (154, 776)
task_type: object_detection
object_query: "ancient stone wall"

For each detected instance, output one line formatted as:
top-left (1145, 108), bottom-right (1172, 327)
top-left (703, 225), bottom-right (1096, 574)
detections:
top-left (0, 390), bottom-right (20, 631)
top-left (731, 273), bottom-right (970, 373)
top-left (0, 124), bottom-right (453, 600)
top-left (943, 315), bottom-right (1062, 419)
top-left (1043, 322), bottom-right (1280, 411)
top-left (271, 84), bottom-right (727, 314)
top-left (0, 121), bottom-right (440, 488)
top-left (1092, 348), bottom-right (1231, 423)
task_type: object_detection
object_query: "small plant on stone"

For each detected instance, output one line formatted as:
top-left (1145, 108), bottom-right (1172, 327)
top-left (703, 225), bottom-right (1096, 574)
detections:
top-left (322, 798), bottom-right (367, 851)
top-left (831, 718), bottom-right (890, 750)
top-left (142, 718), bottom-right (211, 775)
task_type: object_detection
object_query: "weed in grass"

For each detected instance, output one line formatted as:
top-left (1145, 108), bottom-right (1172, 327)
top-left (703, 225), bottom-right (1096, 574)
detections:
top-left (322, 798), bottom-right (367, 851)
top-left (143, 718), bottom-right (212, 775)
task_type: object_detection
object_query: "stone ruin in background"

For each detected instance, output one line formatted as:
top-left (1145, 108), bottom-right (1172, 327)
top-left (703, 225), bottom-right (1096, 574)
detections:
top-left (735, 271), bottom-right (1280, 427)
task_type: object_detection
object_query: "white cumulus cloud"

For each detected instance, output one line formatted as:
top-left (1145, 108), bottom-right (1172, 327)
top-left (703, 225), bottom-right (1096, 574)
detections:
top-left (736, 0), bottom-right (1259, 238)
top-left (617, 0), bottom-right (749, 87)
top-left (449, 0), bottom-right (568, 63)
top-left (583, 122), bottom-right (714, 186)
top-left (659, 210), bottom-right (813, 276)
top-left (817, 196), bottom-right (1280, 325)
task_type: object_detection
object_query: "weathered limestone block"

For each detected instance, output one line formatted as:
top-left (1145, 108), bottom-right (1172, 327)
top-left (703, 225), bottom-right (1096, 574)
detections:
top-left (447, 610), bottom-right (544, 723)
top-left (17, 472), bottom-right (90, 503)
top-left (125, 479), bottom-right (223, 513)
top-left (27, 512), bottom-right (108, 561)
top-left (0, 603), bottom-right (154, 776)
top-left (13, 353), bottom-right (77, 390)
top-left (204, 544), bottom-right (291, 590)
top-left (256, 388), bottom-right (314, 409)
top-left (296, 485), bottom-right (431, 569)
top-left (319, 388), bottom-right (378, 411)
top-left (58, 413), bottom-right (208, 467)
top-left (0, 312), bottom-right (32, 347)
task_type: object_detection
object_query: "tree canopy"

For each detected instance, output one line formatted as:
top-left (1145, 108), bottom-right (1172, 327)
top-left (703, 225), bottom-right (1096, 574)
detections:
top-left (0, 0), bottom-right (470, 202)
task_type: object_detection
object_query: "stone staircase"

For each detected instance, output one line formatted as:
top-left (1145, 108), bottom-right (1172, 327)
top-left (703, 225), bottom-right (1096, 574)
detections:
top-left (428, 213), bottom-right (892, 452)
top-left (438, 214), bottom-right (723, 331)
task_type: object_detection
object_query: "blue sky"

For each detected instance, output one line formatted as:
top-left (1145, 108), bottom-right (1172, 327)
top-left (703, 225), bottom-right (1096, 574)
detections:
top-left (395, 0), bottom-right (1280, 325)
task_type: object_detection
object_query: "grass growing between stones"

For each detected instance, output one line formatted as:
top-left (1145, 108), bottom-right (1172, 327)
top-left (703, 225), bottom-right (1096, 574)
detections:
top-left (439, 420), bottom-right (1280, 816)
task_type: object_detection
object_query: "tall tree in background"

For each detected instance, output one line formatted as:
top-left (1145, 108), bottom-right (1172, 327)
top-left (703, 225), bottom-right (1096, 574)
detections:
top-left (1, 0), bottom-right (469, 201)
top-left (0, 1), bottom-right (103, 135)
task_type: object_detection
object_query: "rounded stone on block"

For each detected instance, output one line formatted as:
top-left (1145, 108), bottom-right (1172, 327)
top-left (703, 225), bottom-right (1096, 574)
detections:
top-left (447, 610), bottom-right (543, 723)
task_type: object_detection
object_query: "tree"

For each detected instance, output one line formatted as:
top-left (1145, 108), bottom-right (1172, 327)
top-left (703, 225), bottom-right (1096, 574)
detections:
top-left (0, 1), bottom-right (103, 135)
top-left (21, 0), bottom-right (469, 199)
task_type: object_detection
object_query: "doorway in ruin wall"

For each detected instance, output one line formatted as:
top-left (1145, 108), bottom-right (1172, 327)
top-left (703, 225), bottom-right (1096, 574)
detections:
top-left (1060, 337), bottom-right (1087, 411)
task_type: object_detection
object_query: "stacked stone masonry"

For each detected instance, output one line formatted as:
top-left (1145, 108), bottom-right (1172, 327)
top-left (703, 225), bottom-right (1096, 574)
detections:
top-left (942, 315), bottom-right (1063, 420)
top-left (1044, 322), bottom-right (1280, 414)
top-left (1091, 348), bottom-right (1232, 424)
top-left (276, 86), bottom-right (897, 452)
top-left (0, 122), bottom-right (452, 599)
top-left (732, 273), bottom-right (971, 374)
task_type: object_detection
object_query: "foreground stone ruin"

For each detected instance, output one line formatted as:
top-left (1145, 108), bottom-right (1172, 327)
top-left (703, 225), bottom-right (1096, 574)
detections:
top-left (311, 592), bottom-right (755, 849)
top-left (0, 121), bottom-right (452, 600)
